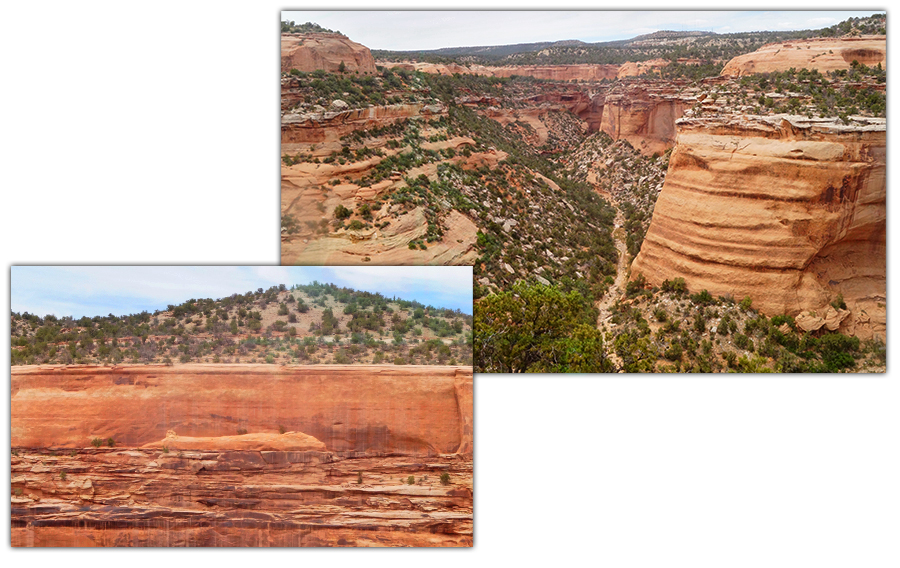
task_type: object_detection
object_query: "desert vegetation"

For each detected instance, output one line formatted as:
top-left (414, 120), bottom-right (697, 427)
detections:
top-left (10, 283), bottom-right (472, 367)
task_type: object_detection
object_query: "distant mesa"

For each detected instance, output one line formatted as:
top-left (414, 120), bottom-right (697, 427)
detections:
top-left (722, 36), bottom-right (886, 76)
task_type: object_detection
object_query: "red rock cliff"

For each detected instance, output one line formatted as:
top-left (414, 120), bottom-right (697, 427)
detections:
top-left (722, 36), bottom-right (886, 76)
top-left (12, 364), bottom-right (474, 456)
top-left (12, 364), bottom-right (474, 547)
top-left (281, 33), bottom-right (377, 75)
top-left (630, 115), bottom-right (885, 340)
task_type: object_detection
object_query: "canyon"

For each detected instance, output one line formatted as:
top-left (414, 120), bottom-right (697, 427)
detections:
top-left (11, 364), bottom-right (474, 546)
top-left (280, 22), bottom-right (886, 368)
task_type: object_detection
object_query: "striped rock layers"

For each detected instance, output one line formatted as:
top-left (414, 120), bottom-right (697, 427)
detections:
top-left (631, 115), bottom-right (885, 340)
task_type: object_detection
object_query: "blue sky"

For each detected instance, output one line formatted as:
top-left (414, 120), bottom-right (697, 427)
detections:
top-left (10, 266), bottom-right (473, 318)
top-left (280, 10), bottom-right (883, 51)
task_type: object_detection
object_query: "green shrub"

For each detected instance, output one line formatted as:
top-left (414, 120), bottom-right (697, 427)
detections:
top-left (739, 296), bottom-right (753, 311)
top-left (106, 438), bottom-right (115, 448)
top-left (690, 290), bottom-right (714, 305)
top-left (90, 438), bottom-right (103, 448)
top-left (407, 475), bottom-right (415, 485)
top-left (440, 472), bottom-right (450, 485)
top-left (333, 204), bottom-right (352, 220)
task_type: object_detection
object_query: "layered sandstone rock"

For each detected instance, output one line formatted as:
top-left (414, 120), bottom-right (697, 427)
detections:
top-left (281, 102), bottom-right (447, 144)
top-left (11, 364), bottom-right (473, 547)
top-left (281, 33), bottom-right (377, 75)
top-left (599, 83), bottom-right (690, 155)
top-left (721, 36), bottom-right (886, 76)
top-left (11, 448), bottom-right (472, 547)
top-left (631, 115), bottom-right (885, 340)
top-left (11, 364), bottom-right (474, 455)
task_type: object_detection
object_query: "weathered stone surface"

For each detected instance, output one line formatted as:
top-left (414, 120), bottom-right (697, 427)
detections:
top-left (722, 36), bottom-right (886, 76)
top-left (281, 33), bottom-right (377, 75)
top-left (11, 364), bottom-right (474, 455)
top-left (11, 364), bottom-right (473, 547)
top-left (11, 448), bottom-right (472, 547)
top-left (631, 115), bottom-right (885, 340)
top-left (142, 431), bottom-right (327, 452)
top-left (599, 84), bottom-right (689, 155)
top-left (281, 102), bottom-right (447, 144)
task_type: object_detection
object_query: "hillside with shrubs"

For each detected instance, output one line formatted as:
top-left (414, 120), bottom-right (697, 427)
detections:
top-left (11, 283), bottom-right (472, 367)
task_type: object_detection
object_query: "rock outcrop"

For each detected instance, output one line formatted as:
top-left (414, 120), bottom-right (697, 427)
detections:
top-left (12, 364), bottom-right (473, 454)
top-left (281, 32), bottom-right (377, 75)
top-left (721, 36), bottom-right (886, 76)
top-left (281, 101), bottom-right (447, 144)
top-left (11, 364), bottom-right (473, 547)
top-left (599, 83), bottom-right (690, 155)
top-left (630, 115), bottom-right (885, 340)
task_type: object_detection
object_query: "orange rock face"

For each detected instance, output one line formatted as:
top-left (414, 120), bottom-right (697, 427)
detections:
top-left (281, 102), bottom-right (447, 145)
top-left (281, 33), bottom-right (377, 75)
top-left (12, 364), bottom-right (473, 454)
top-left (11, 364), bottom-right (473, 547)
top-left (630, 116), bottom-right (885, 340)
top-left (721, 36), bottom-right (886, 76)
top-left (599, 83), bottom-right (690, 155)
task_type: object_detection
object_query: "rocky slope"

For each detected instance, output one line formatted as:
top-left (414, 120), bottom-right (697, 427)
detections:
top-left (721, 36), bottom-right (886, 76)
top-left (11, 364), bottom-right (473, 547)
top-left (281, 32), bottom-right (377, 75)
top-left (631, 114), bottom-right (885, 340)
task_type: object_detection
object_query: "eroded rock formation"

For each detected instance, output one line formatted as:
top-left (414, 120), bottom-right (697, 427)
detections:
top-left (721, 36), bottom-right (886, 76)
top-left (598, 82), bottom-right (691, 155)
top-left (281, 101), bottom-right (447, 144)
top-left (11, 364), bottom-right (473, 546)
top-left (281, 33), bottom-right (377, 75)
top-left (631, 115), bottom-right (885, 340)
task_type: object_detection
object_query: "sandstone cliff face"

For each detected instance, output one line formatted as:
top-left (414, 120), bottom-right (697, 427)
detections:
top-left (12, 364), bottom-right (473, 454)
top-left (12, 448), bottom-right (472, 547)
top-left (598, 83), bottom-right (689, 155)
top-left (721, 36), bottom-right (886, 76)
top-left (281, 33), bottom-right (377, 75)
top-left (281, 102), bottom-right (447, 144)
top-left (630, 115), bottom-right (885, 340)
top-left (11, 364), bottom-right (473, 547)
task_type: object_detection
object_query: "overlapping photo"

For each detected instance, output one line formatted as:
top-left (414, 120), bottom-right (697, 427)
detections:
top-left (280, 11), bottom-right (885, 373)
top-left (11, 266), bottom-right (473, 547)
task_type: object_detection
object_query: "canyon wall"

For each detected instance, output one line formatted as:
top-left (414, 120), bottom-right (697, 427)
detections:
top-left (599, 85), bottom-right (688, 155)
top-left (630, 115), bottom-right (885, 340)
top-left (281, 102), bottom-right (447, 144)
top-left (12, 364), bottom-right (474, 455)
top-left (12, 364), bottom-right (474, 547)
top-left (722, 36), bottom-right (886, 76)
top-left (281, 33), bottom-right (377, 75)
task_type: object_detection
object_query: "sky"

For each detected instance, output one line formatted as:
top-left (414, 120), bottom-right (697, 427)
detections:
top-left (280, 10), bottom-right (884, 51)
top-left (10, 266), bottom-right (473, 318)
